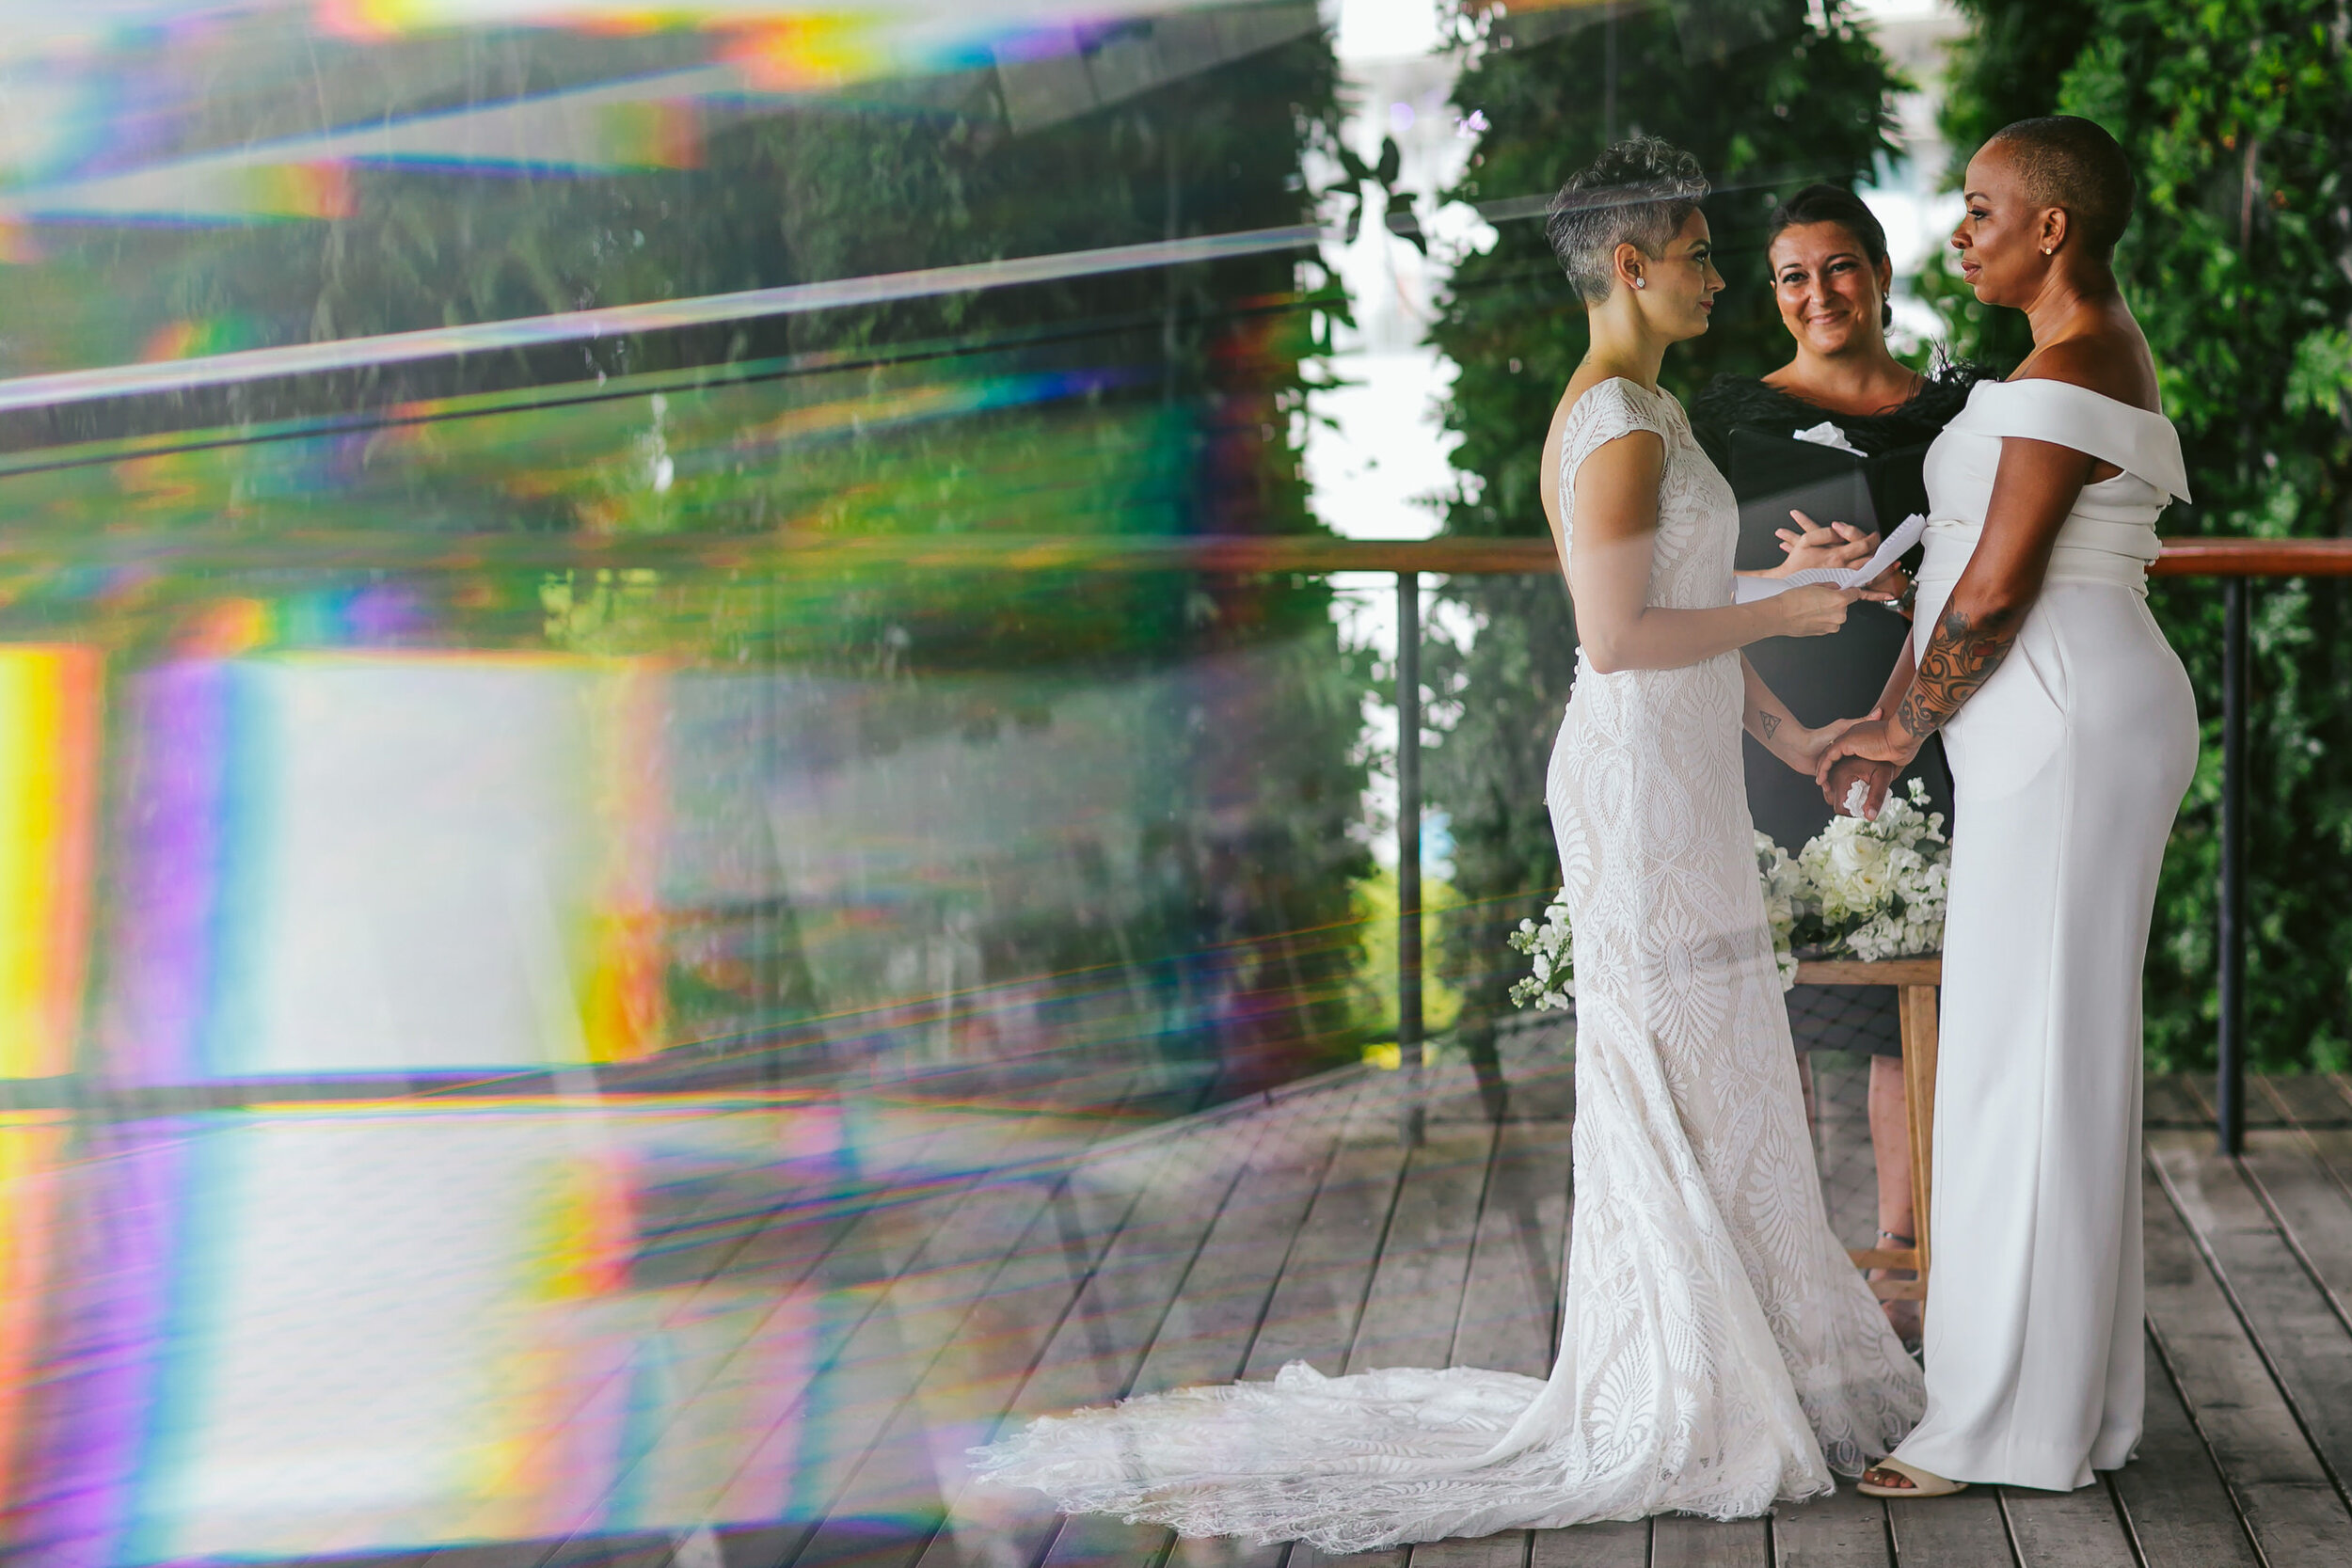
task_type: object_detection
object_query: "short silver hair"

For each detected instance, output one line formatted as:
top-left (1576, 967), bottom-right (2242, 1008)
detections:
top-left (1545, 136), bottom-right (1710, 304)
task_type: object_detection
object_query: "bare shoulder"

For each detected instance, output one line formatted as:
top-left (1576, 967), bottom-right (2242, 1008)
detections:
top-left (1541, 374), bottom-right (1664, 538)
top-left (2012, 323), bottom-right (2161, 412)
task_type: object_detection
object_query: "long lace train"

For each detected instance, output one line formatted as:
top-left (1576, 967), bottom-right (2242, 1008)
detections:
top-left (969, 379), bottom-right (1922, 1549)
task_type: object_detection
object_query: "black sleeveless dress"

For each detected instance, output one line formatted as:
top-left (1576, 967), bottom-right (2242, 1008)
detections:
top-left (1689, 364), bottom-right (1992, 1054)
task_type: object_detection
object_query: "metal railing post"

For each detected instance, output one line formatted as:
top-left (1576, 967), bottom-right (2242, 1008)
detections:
top-left (2217, 576), bottom-right (2249, 1156)
top-left (1397, 570), bottom-right (1425, 1146)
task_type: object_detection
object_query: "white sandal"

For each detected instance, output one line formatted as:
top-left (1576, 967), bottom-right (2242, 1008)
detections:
top-left (1856, 1457), bottom-right (1968, 1498)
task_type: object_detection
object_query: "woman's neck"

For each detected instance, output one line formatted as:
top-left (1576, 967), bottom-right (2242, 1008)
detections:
top-left (1581, 298), bottom-right (1670, 390)
top-left (1763, 344), bottom-right (1921, 416)
top-left (2023, 263), bottom-right (2122, 349)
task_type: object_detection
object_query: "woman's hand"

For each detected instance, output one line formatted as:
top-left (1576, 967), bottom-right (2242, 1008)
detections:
top-left (1814, 718), bottom-right (1921, 792)
top-left (1822, 754), bottom-right (1901, 819)
top-left (1768, 711), bottom-right (1878, 776)
top-left (1770, 582), bottom-right (1877, 638)
top-left (1767, 511), bottom-right (1880, 576)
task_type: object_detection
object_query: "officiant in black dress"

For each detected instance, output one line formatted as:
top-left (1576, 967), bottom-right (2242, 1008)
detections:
top-left (1690, 184), bottom-right (1992, 1340)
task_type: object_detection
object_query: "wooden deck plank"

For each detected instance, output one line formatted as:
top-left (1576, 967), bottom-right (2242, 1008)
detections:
top-left (1399, 1115), bottom-right (1566, 1568)
top-left (779, 1120), bottom-right (1213, 1568)
top-left (506, 1081), bottom-right (1163, 1568)
top-left (2143, 1075), bottom-right (2209, 1128)
top-left (628, 1082), bottom-right (1164, 1553)
top-left (1025, 1083), bottom-right (1380, 1568)
top-left (1996, 1485), bottom-right (2133, 1568)
top-left (2257, 1075), bottom-right (2352, 1128)
top-left (1528, 1521), bottom-right (1648, 1568)
top-left (930, 1081), bottom-right (1371, 1568)
top-left (2236, 1131), bottom-right (2352, 1353)
top-left (1297, 1115), bottom-right (1503, 1568)
top-left (1770, 1485), bottom-right (1889, 1567)
top-left (2295, 1126), bottom-right (2352, 1212)
top-left (1348, 1121), bottom-right (1501, 1371)
top-left (2139, 1161), bottom-right (2352, 1563)
top-left (2106, 1334), bottom-right (2260, 1568)
top-left (1446, 1118), bottom-right (1570, 1379)
top-left (1130, 1084), bottom-right (1375, 1396)
top-left (1239, 1092), bottom-right (1416, 1380)
top-left (1651, 1515), bottom-right (1767, 1566)
top-left (1883, 1493), bottom-right (2011, 1566)
top-left (2187, 1078), bottom-right (2285, 1128)
top-left (873, 1092), bottom-right (1359, 1568)
top-left (1294, 1094), bottom-right (1502, 1568)
top-left (1406, 1533), bottom-right (1526, 1568)
top-left (2149, 1131), bottom-right (2352, 1499)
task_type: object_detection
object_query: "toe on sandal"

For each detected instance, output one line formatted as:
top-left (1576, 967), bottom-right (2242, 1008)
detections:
top-left (1856, 1458), bottom-right (1968, 1498)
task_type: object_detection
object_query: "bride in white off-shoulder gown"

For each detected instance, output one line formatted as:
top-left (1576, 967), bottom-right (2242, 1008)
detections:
top-left (970, 140), bottom-right (1922, 1551)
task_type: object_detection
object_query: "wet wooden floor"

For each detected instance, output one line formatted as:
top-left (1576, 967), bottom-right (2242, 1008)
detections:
top-left (726, 1047), bottom-right (2352, 1568)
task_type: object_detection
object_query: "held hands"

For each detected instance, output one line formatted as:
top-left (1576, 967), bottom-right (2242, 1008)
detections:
top-left (1770, 511), bottom-right (1879, 575)
top-left (1821, 755), bottom-right (1900, 820)
top-left (1772, 710), bottom-right (1877, 777)
top-left (1814, 719), bottom-right (1920, 818)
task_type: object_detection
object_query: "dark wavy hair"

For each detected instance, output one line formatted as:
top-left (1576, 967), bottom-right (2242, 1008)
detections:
top-left (1766, 184), bottom-right (1894, 329)
top-left (1545, 136), bottom-right (1709, 305)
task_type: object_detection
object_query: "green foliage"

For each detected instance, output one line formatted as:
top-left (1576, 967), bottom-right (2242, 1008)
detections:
top-left (1917, 0), bottom-right (2103, 363)
top-left (1423, 0), bottom-right (1905, 1035)
top-left (1930, 0), bottom-right (2352, 1071)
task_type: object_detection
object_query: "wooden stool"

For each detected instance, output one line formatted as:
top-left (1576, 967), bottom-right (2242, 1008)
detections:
top-left (1794, 956), bottom-right (1941, 1303)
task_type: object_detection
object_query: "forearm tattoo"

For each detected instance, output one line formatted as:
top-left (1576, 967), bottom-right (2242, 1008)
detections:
top-left (1757, 711), bottom-right (1782, 739)
top-left (1895, 602), bottom-right (2020, 741)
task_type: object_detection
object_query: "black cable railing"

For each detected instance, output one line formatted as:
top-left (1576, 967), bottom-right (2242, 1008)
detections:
top-left (1099, 532), bottom-right (2350, 1160)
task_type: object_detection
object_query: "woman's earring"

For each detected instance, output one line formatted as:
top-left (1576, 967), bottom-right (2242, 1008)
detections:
top-left (1633, 277), bottom-right (1646, 290)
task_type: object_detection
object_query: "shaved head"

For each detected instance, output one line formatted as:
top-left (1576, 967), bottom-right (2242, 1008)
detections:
top-left (1986, 116), bottom-right (2136, 259)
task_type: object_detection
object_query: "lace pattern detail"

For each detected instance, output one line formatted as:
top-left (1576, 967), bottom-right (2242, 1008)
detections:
top-left (969, 379), bottom-right (1922, 1551)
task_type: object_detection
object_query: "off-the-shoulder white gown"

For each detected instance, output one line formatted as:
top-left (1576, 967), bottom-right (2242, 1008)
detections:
top-left (1889, 378), bottom-right (2198, 1491)
top-left (968, 378), bottom-right (1922, 1550)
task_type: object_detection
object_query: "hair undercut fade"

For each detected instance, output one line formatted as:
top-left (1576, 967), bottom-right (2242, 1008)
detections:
top-left (1987, 116), bottom-right (2136, 260)
top-left (1546, 135), bottom-right (1709, 305)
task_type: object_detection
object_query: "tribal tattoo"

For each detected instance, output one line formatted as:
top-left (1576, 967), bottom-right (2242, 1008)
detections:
top-left (1895, 600), bottom-right (2021, 741)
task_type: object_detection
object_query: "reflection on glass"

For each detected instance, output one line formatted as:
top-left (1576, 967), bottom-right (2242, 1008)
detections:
top-left (0, 0), bottom-right (1379, 1560)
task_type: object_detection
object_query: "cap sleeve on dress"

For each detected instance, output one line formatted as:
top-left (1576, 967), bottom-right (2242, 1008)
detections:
top-left (1948, 378), bottom-right (2192, 503)
top-left (1560, 377), bottom-right (1670, 495)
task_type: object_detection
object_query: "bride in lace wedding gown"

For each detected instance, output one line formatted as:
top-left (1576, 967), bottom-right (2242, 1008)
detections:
top-left (970, 140), bottom-right (1922, 1551)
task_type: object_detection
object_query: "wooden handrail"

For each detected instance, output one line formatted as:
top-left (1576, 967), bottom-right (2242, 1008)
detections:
top-left (27, 531), bottom-right (2344, 576)
top-left (2146, 539), bottom-right (2352, 577)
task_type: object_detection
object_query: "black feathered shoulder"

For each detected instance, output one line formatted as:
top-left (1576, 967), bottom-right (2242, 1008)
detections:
top-left (1689, 359), bottom-right (2000, 470)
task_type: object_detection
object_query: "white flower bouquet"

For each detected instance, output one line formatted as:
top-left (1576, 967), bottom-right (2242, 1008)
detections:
top-left (1506, 779), bottom-right (1949, 1010)
top-left (1505, 895), bottom-right (1574, 1011)
top-left (1795, 778), bottom-right (1950, 963)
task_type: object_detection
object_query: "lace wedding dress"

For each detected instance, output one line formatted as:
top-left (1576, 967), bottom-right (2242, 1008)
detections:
top-left (970, 378), bottom-right (1922, 1549)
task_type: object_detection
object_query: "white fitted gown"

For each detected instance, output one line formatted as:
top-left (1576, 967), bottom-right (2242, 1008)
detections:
top-left (968, 378), bottom-right (1921, 1548)
top-left (1891, 378), bottom-right (2198, 1490)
